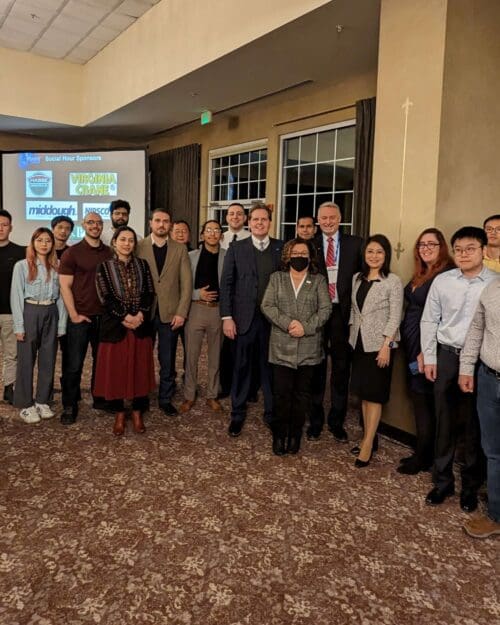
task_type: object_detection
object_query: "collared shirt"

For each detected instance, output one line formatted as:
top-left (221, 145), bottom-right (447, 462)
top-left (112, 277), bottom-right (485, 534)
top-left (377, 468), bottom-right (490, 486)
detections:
top-left (421, 266), bottom-right (497, 365)
top-left (251, 235), bottom-right (270, 251)
top-left (290, 273), bottom-right (307, 298)
top-left (220, 228), bottom-right (251, 250)
top-left (460, 277), bottom-right (500, 375)
top-left (321, 230), bottom-right (340, 303)
top-left (483, 251), bottom-right (500, 273)
top-left (11, 259), bottom-right (67, 335)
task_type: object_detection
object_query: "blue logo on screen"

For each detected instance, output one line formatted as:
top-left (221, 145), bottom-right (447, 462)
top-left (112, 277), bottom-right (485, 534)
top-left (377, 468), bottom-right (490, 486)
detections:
top-left (18, 153), bottom-right (41, 169)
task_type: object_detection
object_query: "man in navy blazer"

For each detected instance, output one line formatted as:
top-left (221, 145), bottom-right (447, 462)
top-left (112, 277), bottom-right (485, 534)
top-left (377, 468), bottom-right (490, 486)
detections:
top-left (220, 203), bottom-right (284, 436)
top-left (309, 201), bottom-right (363, 442)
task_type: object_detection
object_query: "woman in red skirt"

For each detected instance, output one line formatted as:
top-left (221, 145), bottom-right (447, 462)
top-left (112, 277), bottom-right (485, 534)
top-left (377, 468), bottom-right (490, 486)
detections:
top-left (94, 226), bottom-right (155, 435)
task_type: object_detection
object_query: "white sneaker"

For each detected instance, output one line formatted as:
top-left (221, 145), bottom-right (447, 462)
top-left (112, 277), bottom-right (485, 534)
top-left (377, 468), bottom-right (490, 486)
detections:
top-left (35, 403), bottom-right (55, 419)
top-left (20, 406), bottom-right (41, 424)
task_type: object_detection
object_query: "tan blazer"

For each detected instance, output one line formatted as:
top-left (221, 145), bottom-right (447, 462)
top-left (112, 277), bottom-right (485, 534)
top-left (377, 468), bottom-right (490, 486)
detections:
top-left (136, 236), bottom-right (192, 322)
top-left (349, 272), bottom-right (403, 352)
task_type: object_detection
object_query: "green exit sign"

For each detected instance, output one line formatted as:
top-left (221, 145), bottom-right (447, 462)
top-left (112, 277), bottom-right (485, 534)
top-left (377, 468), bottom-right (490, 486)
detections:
top-left (201, 110), bottom-right (212, 125)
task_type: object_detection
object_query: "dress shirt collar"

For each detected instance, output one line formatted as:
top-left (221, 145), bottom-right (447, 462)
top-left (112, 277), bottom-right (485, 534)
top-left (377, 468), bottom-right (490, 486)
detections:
top-left (251, 235), bottom-right (270, 251)
top-left (322, 230), bottom-right (340, 245)
top-left (151, 233), bottom-right (167, 247)
top-left (456, 265), bottom-right (492, 282)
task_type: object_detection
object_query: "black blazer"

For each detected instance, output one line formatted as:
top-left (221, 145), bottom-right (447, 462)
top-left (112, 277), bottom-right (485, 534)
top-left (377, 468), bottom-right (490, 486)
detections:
top-left (220, 236), bottom-right (284, 335)
top-left (313, 232), bottom-right (363, 325)
top-left (96, 257), bottom-right (155, 343)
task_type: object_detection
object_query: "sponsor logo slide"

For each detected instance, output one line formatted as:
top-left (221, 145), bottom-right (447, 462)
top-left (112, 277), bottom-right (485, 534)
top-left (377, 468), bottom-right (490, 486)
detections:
top-left (26, 171), bottom-right (53, 198)
top-left (82, 203), bottom-right (110, 220)
top-left (26, 201), bottom-right (78, 221)
top-left (69, 172), bottom-right (118, 197)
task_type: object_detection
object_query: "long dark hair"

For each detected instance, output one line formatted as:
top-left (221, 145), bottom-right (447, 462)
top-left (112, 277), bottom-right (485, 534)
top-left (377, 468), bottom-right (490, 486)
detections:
top-left (412, 227), bottom-right (454, 288)
top-left (26, 228), bottom-right (56, 282)
top-left (358, 234), bottom-right (392, 279)
top-left (280, 237), bottom-right (319, 274)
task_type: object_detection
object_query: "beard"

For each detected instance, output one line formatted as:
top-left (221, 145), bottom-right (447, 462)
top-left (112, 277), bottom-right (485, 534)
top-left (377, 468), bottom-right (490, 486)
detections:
top-left (112, 217), bottom-right (128, 228)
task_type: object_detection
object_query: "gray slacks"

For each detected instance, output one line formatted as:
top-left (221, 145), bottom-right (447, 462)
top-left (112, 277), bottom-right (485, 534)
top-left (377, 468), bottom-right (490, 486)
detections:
top-left (14, 303), bottom-right (58, 409)
top-left (183, 302), bottom-right (222, 401)
top-left (0, 314), bottom-right (17, 386)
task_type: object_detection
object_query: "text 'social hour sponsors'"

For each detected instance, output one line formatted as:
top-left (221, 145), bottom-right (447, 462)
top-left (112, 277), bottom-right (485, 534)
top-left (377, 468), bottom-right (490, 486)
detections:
top-left (26, 201), bottom-right (78, 221)
top-left (82, 203), bottom-right (110, 221)
top-left (26, 171), bottom-right (53, 198)
top-left (69, 172), bottom-right (118, 197)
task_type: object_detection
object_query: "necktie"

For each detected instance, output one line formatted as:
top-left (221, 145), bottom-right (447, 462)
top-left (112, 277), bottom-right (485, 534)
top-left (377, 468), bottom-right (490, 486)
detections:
top-left (232, 233), bottom-right (238, 242)
top-left (326, 236), bottom-right (336, 300)
top-left (259, 241), bottom-right (265, 251)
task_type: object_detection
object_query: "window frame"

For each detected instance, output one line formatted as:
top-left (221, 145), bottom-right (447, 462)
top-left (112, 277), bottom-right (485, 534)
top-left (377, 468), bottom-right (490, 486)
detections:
top-left (277, 119), bottom-right (356, 240)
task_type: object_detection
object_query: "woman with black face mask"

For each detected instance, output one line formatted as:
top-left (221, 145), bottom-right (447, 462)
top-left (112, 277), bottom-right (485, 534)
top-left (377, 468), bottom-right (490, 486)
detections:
top-left (261, 237), bottom-right (331, 455)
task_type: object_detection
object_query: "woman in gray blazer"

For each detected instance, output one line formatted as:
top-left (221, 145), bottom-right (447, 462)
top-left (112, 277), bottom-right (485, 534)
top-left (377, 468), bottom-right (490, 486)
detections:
top-left (349, 234), bottom-right (404, 467)
top-left (261, 238), bottom-right (331, 455)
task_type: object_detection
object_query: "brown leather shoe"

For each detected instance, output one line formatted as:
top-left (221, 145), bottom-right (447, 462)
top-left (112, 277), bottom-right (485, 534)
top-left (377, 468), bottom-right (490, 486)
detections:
top-left (179, 399), bottom-right (195, 413)
top-left (131, 410), bottom-right (146, 434)
top-left (206, 398), bottom-right (223, 412)
top-left (113, 412), bottom-right (126, 436)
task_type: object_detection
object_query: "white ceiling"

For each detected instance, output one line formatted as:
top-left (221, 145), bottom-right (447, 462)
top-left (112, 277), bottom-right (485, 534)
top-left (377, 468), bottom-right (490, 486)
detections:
top-left (0, 0), bottom-right (160, 63)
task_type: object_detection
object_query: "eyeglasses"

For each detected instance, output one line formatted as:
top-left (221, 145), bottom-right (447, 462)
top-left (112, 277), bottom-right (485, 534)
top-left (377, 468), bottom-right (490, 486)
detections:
top-left (453, 245), bottom-right (482, 256)
top-left (84, 220), bottom-right (103, 226)
top-left (417, 242), bottom-right (440, 250)
top-left (485, 226), bottom-right (500, 234)
top-left (204, 228), bottom-right (221, 234)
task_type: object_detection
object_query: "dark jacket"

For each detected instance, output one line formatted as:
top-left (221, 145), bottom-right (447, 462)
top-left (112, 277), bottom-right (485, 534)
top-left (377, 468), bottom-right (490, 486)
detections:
top-left (219, 236), bottom-right (284, 335)
top-left (96, 257), bottom-right (155, 343)
top-left (312, 232), bottom-right (363, 324)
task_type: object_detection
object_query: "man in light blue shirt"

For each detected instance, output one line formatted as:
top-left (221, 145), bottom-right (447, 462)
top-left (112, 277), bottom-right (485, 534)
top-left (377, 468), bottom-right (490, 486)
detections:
top-left (421, 226), bottom-right (497, 512)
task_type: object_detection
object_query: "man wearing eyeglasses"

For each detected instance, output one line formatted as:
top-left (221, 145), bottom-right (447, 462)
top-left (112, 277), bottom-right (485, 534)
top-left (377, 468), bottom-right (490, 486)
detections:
top-left (483, 214), bottom-right (500, 273)
top-left (180, 220), bottom-right (226, 414)
top-left (59, 212), bottom-right (112, 424)
top-left (421, 226), bottom-right (496, 512)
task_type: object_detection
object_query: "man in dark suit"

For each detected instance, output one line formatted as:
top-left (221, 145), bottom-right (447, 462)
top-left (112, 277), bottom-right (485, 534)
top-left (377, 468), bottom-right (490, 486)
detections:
top-left (309, 201), bottom-right (363, 442)
top-left (220, 203), bottom-right (284, 437)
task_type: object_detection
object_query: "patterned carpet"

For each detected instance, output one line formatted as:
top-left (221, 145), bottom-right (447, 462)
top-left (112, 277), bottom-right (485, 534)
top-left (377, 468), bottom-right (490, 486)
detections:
top-left (0, 346), bottom-right (498, 625)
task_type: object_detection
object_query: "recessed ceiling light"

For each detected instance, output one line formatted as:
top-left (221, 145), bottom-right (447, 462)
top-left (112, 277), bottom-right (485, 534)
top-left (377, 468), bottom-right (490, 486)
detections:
top-left (31, 13), bottom-right (40, 21)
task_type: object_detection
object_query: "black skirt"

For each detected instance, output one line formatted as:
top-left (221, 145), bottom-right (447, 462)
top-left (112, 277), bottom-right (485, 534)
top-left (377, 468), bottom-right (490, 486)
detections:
top-left (350, 347), bottom-right (394, 404)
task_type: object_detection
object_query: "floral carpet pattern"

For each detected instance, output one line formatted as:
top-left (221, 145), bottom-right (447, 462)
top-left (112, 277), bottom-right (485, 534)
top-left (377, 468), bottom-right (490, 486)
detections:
top-left (0, 346), bottom-right (498, 625)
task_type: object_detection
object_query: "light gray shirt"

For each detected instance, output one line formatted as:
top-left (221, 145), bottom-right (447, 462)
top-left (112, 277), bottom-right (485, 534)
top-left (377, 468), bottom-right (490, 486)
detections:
top-left (459, 278), bottom-right (500, 375)
top-left (219, 228), bottom-right (251, 250)
top-left (421, 266), bottom-right (497, 365)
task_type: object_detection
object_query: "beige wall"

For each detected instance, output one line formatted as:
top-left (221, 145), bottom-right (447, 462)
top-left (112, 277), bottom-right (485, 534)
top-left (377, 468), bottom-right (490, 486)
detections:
top-left (436, 0), bottom-right (500, 235)
top-left (148, 72), bottom-right (377, 234)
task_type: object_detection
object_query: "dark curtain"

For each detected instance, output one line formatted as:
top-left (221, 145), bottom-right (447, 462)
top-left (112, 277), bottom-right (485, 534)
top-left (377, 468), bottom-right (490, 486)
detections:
top-left (149, 143), bottom-right (201, 235)
top-left (353, 97), bottom-right (376, 239)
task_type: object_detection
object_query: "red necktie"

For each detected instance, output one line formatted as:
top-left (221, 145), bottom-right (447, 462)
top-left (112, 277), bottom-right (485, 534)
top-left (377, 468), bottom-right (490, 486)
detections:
top-left (326, 236), bottom-right (336, 300)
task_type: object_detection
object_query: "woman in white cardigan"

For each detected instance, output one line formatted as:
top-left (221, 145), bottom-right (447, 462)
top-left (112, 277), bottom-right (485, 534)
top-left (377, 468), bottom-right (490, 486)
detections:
top-left (349, 234), bottom-right (403, 467)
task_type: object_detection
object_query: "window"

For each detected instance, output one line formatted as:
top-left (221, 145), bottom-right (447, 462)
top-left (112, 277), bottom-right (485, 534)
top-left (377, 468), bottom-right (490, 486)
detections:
top-left (209, 140), bottom-right (267, 226)
top-left (278, 122), bottom-right (355, 240)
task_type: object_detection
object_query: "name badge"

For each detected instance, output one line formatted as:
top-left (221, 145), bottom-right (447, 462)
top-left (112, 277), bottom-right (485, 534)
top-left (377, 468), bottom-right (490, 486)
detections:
top-left (327, 266), bottom-right (338, 285)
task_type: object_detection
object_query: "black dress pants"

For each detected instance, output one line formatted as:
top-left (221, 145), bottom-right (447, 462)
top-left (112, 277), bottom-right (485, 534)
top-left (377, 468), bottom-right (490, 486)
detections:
top-left (271, 364), bottom-right (314, 438)
top-left (310, 305), bottom-right (351, 430)
top-left (432, 345), bottom-right (484, 493)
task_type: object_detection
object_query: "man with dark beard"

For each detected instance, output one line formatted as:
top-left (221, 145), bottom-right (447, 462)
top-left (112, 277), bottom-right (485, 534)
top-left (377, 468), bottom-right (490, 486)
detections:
top-left (101, 199), bottom-right (142, 245)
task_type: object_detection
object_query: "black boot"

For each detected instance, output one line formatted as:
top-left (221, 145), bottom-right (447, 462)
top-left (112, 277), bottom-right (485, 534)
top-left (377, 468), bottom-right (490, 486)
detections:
top-left (272, 434), bottom-right (287, 456)
top-left (3, 383), bottom-right (14, 405)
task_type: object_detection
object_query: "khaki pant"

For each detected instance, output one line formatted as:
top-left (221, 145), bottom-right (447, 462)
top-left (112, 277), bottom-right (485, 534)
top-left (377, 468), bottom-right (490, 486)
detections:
top-left (0, 314), bottom-right (17, 387)
top-left (183, 302), bottom-right (222, 401)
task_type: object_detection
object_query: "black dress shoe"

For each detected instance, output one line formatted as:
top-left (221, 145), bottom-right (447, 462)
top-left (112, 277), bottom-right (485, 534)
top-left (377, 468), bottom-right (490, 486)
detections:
top-left (160, 402), bottom-right (178, 416)
top-left (399, 454), bottom-right (416, 465)
top-left (397, 457), bottom-right (432, 475)
top-left (272, 436), bottom-right (287, 456)
top-left (354, 453), bottom-right (372, 468)
top-left (306, 426), bottom-right (321, 441)
top-left (350, 434), bottom-right (379, 457)
top-left (460, 491), bottom-right (478, 513)
top-left (425, 485), bottom-right (455, 505)
top-left (330, 425), bottom-right (348, 442)
top-left (3, 383), bottom-right (14, 404)
top-left (350, 445), bottom-right (361, 456)
top-left (60, 406), bottom-right (77, 425)
top-left (228, 420), bottom-right (243, 437)
top-left (287, 435), bottom-right (302, 455)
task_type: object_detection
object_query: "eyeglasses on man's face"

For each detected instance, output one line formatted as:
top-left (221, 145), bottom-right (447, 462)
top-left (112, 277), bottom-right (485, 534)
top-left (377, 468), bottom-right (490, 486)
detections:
top-left (485, 226), bottom-right (500, 234)
top-left (453, 245), bottom-right (482, 256)
top-left (84, 220), bottom-right (103, 227)
top-left (204, 228), bottom-right (221, 234)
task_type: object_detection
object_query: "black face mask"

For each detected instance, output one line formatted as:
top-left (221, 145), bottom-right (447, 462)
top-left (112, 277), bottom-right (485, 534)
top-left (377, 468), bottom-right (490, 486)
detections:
top-left (289, 257), bottom-right (309, 272)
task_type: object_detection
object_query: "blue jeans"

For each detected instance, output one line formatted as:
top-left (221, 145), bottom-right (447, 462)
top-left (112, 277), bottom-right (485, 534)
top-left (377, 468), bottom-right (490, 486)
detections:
top-left (154, 315), bottom-right (180, 405)
top-left (477, 363), bottom-right (500, 521)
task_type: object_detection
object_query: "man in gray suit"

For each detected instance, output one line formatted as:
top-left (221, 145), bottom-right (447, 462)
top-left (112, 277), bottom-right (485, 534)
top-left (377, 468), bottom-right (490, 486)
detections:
top-left (136, 208), bottom-right (192, 416)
